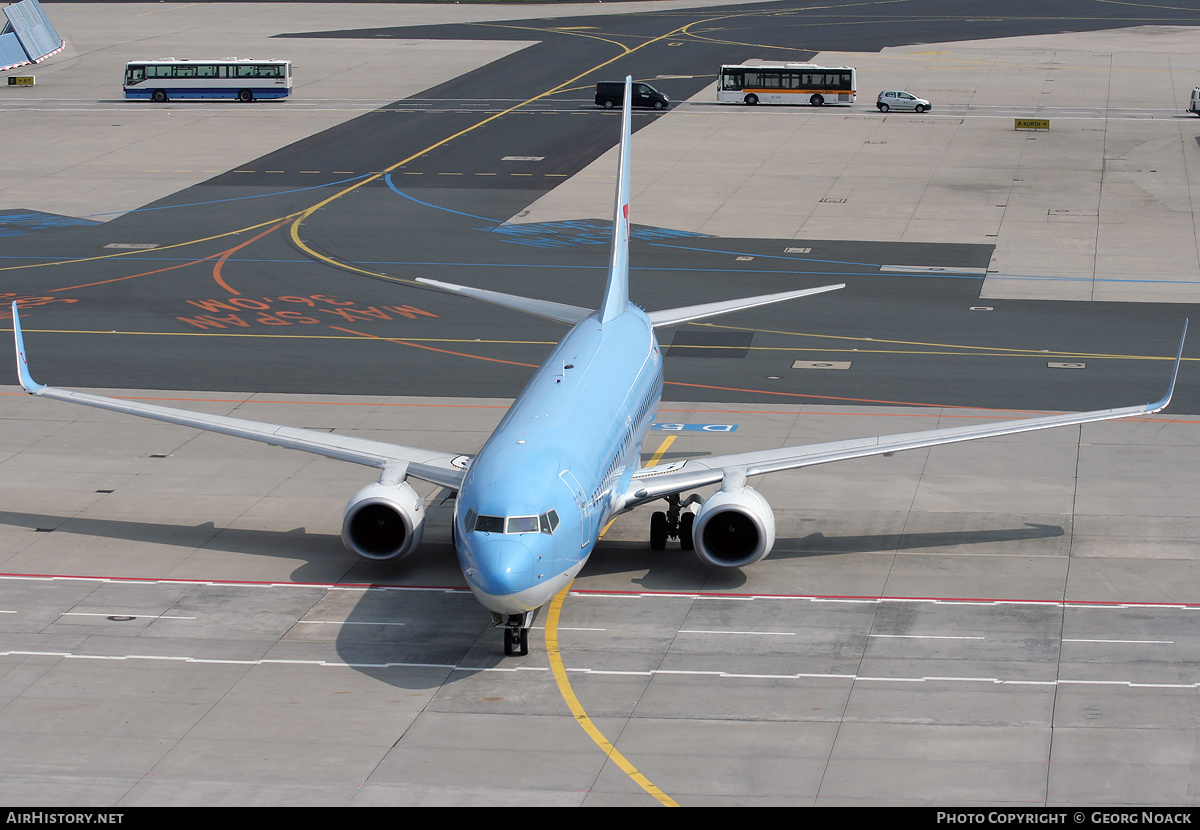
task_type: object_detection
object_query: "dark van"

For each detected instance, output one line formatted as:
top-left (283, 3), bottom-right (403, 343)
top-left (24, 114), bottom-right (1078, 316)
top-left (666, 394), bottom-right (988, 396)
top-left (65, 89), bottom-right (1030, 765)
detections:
top-left (595, 81), bottom-right (670, 110)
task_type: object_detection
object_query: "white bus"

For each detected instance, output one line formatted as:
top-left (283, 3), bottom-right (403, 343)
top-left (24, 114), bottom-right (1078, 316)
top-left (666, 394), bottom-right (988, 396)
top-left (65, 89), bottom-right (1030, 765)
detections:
top-left (123, 58), bottom-right (292, 102)
top-left (716, 62), bottom-right (855, 106)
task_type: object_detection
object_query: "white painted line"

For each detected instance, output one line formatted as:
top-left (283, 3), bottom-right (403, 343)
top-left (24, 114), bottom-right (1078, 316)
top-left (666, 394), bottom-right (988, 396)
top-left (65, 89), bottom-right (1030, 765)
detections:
top-left (3, 649), bottom-right (1194, 687)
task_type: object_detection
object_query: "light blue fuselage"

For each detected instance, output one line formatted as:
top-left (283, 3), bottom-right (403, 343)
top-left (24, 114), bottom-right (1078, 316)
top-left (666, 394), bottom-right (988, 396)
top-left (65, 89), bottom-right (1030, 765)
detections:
top-left (454, 306), bottom-right (663, 614)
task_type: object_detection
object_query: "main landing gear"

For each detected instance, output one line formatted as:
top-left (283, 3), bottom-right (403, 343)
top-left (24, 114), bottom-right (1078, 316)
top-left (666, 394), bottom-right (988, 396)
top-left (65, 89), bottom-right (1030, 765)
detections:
top-left (494, 611), bottom-right (533, 656)
top-left (649, 493), bottom-right (701, 550)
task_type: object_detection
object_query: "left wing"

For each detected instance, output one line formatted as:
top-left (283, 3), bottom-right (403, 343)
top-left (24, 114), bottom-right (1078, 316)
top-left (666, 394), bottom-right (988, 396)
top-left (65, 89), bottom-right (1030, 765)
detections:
top-left (622, 322), bottom-right (1188, 508)
top-left (10, 303), bottom-right (467, 490)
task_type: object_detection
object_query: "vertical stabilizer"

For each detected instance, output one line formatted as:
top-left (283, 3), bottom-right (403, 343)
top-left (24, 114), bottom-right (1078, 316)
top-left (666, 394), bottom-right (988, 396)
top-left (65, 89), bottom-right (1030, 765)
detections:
top-left (599, 76), bottom-right (634, 324)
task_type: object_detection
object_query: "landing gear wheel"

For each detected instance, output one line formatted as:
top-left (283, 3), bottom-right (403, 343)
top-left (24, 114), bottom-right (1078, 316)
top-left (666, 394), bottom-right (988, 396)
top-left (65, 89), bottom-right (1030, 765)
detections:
top-left (744, 94), bottom-right (758, 106)
top-left (810, 94), bottom-right (824, 106)
top-left (650, 511), bottom-right (668, 550)
top-left (504, 627), bottom-right (529, 656)
top-left (679, 512), bottom-right (695, 551)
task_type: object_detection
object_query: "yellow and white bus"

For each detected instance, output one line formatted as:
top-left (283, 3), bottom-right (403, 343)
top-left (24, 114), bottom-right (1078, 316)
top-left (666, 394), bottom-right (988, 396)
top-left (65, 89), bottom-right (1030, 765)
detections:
top-left (716, 62), bottom-right (855, 106)
top-left (123, 58), bottom-right (292, 102)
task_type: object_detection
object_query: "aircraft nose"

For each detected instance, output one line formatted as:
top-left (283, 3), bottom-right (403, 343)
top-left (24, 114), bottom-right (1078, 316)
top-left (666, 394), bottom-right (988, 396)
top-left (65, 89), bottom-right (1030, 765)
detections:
top-left (468, 537), bottom-right (537, 598)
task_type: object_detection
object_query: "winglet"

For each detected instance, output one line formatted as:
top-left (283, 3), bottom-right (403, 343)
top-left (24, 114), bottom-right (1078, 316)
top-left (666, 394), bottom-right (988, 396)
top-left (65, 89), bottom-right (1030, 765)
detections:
top-left (598, 76), bottom-right (633, 325)
top-left (11, 303), bottom-right (45, 394)
top-left (1148, 318), bottom-right (1187, 413)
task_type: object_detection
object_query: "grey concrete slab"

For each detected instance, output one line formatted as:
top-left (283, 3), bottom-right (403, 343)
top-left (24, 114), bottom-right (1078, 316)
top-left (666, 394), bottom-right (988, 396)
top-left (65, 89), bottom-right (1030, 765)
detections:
top-left (518, 28), bottom-right (1200, 302)
top-left (2, 0), bottom-right (1200, 809)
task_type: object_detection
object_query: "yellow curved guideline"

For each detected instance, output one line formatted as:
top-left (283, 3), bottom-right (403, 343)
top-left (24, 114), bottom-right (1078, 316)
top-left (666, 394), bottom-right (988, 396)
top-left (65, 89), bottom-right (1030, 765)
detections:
top-left (545, 582), bottom-right (679, 807)
top-left (0, 212), bottom-right (303, 274)
top-left (286, 12), bottom-right (761, 278)
top-left (543, 436), bottom-right (679, 804)
top-left (695, 320), bottom-right (1193, 362)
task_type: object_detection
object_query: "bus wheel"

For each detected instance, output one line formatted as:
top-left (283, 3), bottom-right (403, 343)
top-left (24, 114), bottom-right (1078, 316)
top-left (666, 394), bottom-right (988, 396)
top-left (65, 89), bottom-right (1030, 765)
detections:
top-left (151, 90), bottom-right (167, 103)
top-left (238, 89), bottom-right (253, 103)
top-left (744, 94), bottom-right (758, 105)
top-left (810, 94), bottom-right (824, 106)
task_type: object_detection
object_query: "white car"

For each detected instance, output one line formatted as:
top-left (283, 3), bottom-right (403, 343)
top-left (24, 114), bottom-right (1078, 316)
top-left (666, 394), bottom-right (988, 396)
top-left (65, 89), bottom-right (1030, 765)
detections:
top-left (877, 90), bottom-right (931, 113)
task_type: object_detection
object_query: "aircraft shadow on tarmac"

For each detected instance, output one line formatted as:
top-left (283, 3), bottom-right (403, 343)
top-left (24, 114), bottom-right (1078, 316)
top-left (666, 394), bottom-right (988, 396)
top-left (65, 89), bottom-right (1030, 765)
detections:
top-left (0, 508), bottom-right (1062, 685)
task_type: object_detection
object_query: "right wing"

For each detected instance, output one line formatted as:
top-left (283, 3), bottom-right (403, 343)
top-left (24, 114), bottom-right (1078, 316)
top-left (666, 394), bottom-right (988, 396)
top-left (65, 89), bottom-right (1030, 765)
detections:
top-left (11, 303), bottom-right (467, 490)
top-left (623, 322), bottom-right (1188, 508)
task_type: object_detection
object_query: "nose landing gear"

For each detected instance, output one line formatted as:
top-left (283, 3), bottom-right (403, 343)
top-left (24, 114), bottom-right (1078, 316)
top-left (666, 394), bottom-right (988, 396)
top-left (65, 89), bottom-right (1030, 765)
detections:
top-left (494, 610), bottom-right (534, 656)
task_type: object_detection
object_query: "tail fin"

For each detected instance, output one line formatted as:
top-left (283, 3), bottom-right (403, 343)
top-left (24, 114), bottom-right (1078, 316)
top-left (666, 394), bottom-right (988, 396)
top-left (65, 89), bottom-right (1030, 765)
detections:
top-left (599, 76), bottom-right (633, 325)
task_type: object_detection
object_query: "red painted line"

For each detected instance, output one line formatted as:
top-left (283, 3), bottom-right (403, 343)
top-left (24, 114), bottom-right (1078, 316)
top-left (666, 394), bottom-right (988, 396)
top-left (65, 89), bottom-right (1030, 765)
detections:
top-left (565, 587), bottom-right (1200, 609)
top-left (0, 572), bottom-right (469, 592)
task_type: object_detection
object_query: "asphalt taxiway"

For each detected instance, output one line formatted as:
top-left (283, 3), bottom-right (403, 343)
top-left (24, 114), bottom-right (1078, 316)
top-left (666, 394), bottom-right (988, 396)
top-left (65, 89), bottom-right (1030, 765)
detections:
top-left (2, 0), bottom-right (1200, 808)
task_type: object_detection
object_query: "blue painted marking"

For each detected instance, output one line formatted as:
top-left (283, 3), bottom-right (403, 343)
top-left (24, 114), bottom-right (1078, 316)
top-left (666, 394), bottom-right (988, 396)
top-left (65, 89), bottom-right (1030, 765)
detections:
top-left (0, 211), bottom-right (99, 238)
top-left (487, 220), bottom-right (706, 248)
top-left (383, 174), bottom-right (499, 225)
top-left (86, 174), bottom-right (371, 218)
top-left (652, 423), bottom-right (738, 432)
top-left (383, 175), bottom-right (706, 248)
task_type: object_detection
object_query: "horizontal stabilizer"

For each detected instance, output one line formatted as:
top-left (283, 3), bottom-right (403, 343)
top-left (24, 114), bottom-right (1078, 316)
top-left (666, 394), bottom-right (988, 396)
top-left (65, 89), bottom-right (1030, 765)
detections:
top-left (647, 282), bottom-right (844, 328)
top-left (417, 278), bottom-right (592, 325)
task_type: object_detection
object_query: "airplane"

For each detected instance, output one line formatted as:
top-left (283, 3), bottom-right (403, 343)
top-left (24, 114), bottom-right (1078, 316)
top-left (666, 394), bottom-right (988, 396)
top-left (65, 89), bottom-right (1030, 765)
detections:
top-left (10, 78), bottom-right (1187, 656)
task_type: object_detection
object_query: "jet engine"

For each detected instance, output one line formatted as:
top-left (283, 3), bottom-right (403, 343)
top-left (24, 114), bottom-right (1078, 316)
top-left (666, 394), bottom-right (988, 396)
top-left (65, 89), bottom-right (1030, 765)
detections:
top-left (692, 485), bottom-right (776, 568)
top-left (341, 481), bottom-right (425, 561)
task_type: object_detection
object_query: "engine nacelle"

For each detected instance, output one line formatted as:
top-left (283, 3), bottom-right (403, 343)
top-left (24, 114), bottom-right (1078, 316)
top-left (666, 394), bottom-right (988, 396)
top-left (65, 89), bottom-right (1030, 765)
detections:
top-left (341, 481), bottom-right (425, 561)
top-left (692, 485), bottom-right (776, 568)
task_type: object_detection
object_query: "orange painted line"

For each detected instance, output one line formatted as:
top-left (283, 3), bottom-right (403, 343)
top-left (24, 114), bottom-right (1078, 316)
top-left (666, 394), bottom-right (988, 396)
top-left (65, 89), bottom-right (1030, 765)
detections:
top-left (0, 390), bottom-right (1186, 424)
top-left (0, 391), bottom-right (509, 408)
top-left (46, 220), bottom-right (292, 294)
top-left (663, 379), bottom-right (1052, 414)
top-left (212, 218), bottom-right (293, 295)
top-left (49, 255), bottom-right (213, 292)
top-left (328, 326), bottom-right (540, 368)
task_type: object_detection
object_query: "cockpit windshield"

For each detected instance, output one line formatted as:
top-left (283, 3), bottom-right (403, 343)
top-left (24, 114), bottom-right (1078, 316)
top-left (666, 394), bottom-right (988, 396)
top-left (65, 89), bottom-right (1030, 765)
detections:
top-left (464, 509), bottom-right (559, 535)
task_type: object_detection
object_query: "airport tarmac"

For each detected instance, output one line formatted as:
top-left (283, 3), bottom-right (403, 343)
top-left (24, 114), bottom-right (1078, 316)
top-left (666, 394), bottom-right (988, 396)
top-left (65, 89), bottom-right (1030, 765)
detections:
top-left (2, 0), bottom-right (1200, 809)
